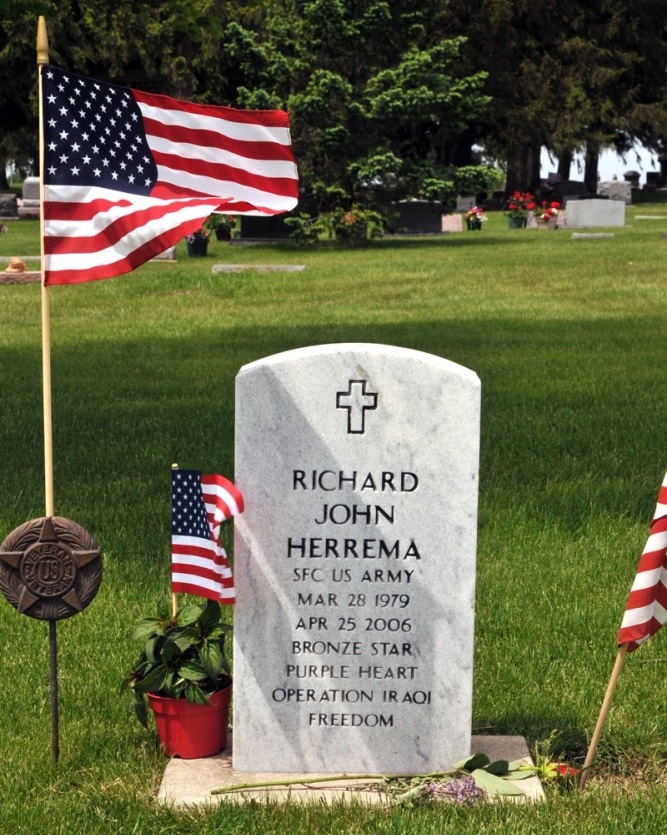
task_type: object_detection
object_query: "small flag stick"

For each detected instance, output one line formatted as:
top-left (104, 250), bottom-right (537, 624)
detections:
top-left (171, 463), bottom-right (178, 617)
top-left (36, 15), bottom-right (59, 763)
top-left (579, 642), bottom-right (628, 790)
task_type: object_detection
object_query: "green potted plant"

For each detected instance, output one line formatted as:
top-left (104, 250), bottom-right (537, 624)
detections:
top-left (204, 213), bottom-right (236, 241)
top-left (185, 227), bottom-right (210, 256)
top-left (325, 205), bottom-right (385, 243)
top-left (465, 206), bottom-right (487, 231)
top-left (121, 599), bottom-right (232, 758)
top-left (534, 200), bottom-right (561, 228)
top-left (504, 191), bottom-right (536, 228)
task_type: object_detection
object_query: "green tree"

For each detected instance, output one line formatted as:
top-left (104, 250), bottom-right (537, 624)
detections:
top-left (0, 1), bottom-right (237, 182)
top-left (444, 0), bottom-right (667, 193)
top-left (223, 0), bottom-right (494, 211)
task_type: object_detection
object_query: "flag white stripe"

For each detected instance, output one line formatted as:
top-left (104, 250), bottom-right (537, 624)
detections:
top-left (641, 530), bottom-right (667, 554)
top-left (630, 566), bottom-right (667, 591)
top-left (148, 135), bottom-right (297, 179)
top-left (203, 489), bottom-right (242, 520)
top-left (172, 573), bottom-right (232, 593)
top-left (137, 101), bottom-right (293, 145)
top-left (154, 164), bottom-right (296, 210)
top-left (171, 553), bottom-right (231, 572)
top-left (45, 197), bottom-right (222, 271)
top-left (620, 599), bottom-right (667, 629)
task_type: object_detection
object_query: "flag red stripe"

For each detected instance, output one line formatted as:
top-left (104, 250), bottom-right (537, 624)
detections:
top-left (43, 199), bottom-right (209, 255)
top-left (624, 580), bottom-right (667, 611)
top-left (172, 581), bottom-right (234, 602)
top-left (151, 149), bottom-right (298, 199)
top-left (172, 565), bottom-right (232, 584)
top-left (618, 471), bottom-right (667, 651)
top-left (142, 117), bottom-right (295, 163)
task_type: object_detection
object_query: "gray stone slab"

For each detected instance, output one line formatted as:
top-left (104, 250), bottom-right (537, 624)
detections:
top-left (0, 271), bottom-right (41, 285)
top-left (441, 215), bottom-right (463, 233)
top-left (151, 246), bottom-right (176, 261)
top-left (570, 232), bottom-right (616, 239)
top-left (22, 177), bottom-right (40, 200)
top-left (233, 343), bottom-right (480, 774)
top-left (212, 264), bottom-right (305, 272)
top-left (597, 180), bottom-right (632, 205)
top-left (455, 196), bottom-right (476, 212)
top-left (158, 734), bottom-right (544, 807)
top-left (565, 199), bottom-right (625, 228)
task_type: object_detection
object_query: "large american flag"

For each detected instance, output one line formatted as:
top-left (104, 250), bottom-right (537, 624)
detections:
top-left (41, 65), bottom-right (298, 285)
top-left (617, 472), bottom-right (667, 651)
top-left (171, 469), bottom-right (245, 604)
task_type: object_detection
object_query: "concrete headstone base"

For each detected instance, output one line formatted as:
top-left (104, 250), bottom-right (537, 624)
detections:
top-left (158, 734), bottom-right (545, 807)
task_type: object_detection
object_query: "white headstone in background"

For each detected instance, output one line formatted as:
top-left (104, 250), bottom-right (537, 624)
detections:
top-left (233, 343), bottom-right (481, 774)
top-left (442, 214), bottom-right (463, 233)
top-left (597, 181), bottom-right (632, 205)
top-left (455, 195), bottom-right (476, 212)
top-left (566, 198), bottom-right (626, 228)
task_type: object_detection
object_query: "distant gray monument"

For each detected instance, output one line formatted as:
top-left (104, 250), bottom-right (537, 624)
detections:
top-left (233, 343), bottom-right (481, 774)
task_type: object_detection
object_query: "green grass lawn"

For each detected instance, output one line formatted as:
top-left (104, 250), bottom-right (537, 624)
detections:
top-left (2, 211), bottom-right (667, 832)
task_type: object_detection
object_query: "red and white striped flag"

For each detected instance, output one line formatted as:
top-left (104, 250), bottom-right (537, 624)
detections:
top-left (617, 471), bottom-right (667, 651)
top-left (171, 469), bottom-right (245, 604)
top-left (41, 64), bottom-right (298, 285)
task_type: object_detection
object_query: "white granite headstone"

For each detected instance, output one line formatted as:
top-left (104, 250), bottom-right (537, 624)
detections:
top-left (442, 214), bottom-right (463, 233)
top-left (565, 198), bottom-right (625, 228)
top-left (233, 343), bottom-right (480, 774)
top-left (597, 180), bottom-right (632, 205)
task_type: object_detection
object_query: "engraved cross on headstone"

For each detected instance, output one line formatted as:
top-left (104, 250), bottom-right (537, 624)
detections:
top-left (336, 379), bottom-right (378, 434)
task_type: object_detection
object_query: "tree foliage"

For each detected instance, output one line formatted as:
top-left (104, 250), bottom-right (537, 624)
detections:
top-left (0, 0), bottom-right (665, 197)
top-left (222, 0), bottom-right (494, 210)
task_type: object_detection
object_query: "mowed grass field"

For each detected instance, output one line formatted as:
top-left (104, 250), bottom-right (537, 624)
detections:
top-left (2, 209), bottom-right (667, 833)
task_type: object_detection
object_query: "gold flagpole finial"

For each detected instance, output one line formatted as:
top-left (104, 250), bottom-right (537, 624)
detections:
top-left (37, 16), bottom-right (49, 65)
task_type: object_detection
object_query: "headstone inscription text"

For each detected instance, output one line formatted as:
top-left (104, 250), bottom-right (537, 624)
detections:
top-left (233, 344), bottom-right (481, 773)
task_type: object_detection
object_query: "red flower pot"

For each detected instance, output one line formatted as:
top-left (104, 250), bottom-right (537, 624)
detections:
top-left (147, 682), bottom-right (231, 759)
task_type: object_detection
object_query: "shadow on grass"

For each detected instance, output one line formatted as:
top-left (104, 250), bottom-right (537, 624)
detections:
top-left (2, 312), bottom-right (666, 523)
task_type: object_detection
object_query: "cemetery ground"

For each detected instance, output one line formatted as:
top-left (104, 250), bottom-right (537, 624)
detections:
top-left (2, 207), bottom-right (667, 833)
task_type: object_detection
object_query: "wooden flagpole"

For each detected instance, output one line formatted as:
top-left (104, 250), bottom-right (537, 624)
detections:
top-left (37, 18), bottom-right (53, 517)
top-left (579, 642), bottom-right (628, 790)
top-left (36, 16), bottom-right (60, 763)
top-left (171, 463), bottom-right (178, 617)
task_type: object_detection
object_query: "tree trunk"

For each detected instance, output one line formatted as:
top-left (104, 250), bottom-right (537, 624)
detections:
top-left (505, 142), bottom-right (541, 196)
top-left (584, 141), bottom-right (599, 193)
top-left (557, 150), bottom-right (573, 181)
top-left (0, 160), bottom-right (8, 190)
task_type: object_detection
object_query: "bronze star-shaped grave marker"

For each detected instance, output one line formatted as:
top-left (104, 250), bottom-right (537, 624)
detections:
top-left (0, 516), bottom-right (102, 621)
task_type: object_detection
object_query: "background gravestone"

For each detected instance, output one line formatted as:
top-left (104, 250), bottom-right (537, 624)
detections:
top-left (233, 343), bottom-right (480, 773)
top-left (566, 198), bottom-right (626, 228)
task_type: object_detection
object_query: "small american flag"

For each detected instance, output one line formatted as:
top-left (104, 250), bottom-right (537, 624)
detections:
top-left (617, 472), bottom-right (667, 651)
top-left (41, 64), bottom-right (298, 285)
top-left (171, 469), bottom-right (244, 604)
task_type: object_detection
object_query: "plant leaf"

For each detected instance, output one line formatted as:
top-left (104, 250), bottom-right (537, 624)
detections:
top-left (499, 770), bottom-right (534, 781)
top-left (179, 660), bottom-right (207, 681)
top-left (485, 759), bottom-right (510, 775)
top-left (200, 642), bottom-right (223, 680)
top-left (453, 753), bottom-right (490, 772)
top-left (133, 617), bottom-right (162, 641)
top-left (176, 604), bottom-right (203, 627)
top-left (470, 769), bottom-right (524, 796)
top-left (134, 664), bottom-right (168, 694)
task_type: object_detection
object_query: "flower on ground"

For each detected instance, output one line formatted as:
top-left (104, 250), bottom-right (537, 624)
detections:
top-left (427, 775), bottom-right (484, 804)
top-left (506, 191), bottom-right (535, 218)
top-left (186, 227), bottom-right (209, 244)
top-left (536, 200), bottom-right (561, 222)
top-left (465, 206), bottom-right (487, 222)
